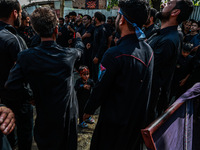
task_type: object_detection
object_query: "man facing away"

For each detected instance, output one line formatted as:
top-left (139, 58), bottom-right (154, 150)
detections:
top-left (83, 0), bottom-right (154, 149)
top-left (147, 0), bottom-right (193, 123)
top-left (143, 8), bottom-right (159, 39)
top-left (5, 7), bottom-right (84, 150)
top-left (0, 0), bottom-right (33, 149)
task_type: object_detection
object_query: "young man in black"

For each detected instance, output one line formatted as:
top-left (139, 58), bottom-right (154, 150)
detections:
top-left (143, 8), bottom-right (159, 39)
top-left (91, 12), bottom-right (107, 82)
top-left (147, 0), bottom-right (193, 123)
top-left (0, 1), bottom-right (33, 149)
top-left (5, 7), bottom-right (84, 150)
top-left (81, 15), bottom-right (95, 71)
top-left (83, 0), bottom-right (153, 149)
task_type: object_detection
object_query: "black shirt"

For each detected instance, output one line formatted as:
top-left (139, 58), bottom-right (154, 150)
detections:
top-left (5, 39), bottom-right (84, 149)
top-left (148, 26), bottom-right (181, 91)
top-left (143, 24), bottom-right (159, 39)
top-left (81, 24), bottom-right (95, 45)
top-left (92, 24), bottom-right (107, 60)
top-left (84, 34), bottom-right (153, 150)
top-left (56, 24), bottom-right (74, 47)
top-left (75, 78), bottom-right (94, 103)
top-left (0, 21), bottom-right (26, 99)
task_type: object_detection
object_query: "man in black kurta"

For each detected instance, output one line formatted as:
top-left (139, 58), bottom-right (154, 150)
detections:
top-left (84, 1), bottom-right (153, 149)
top-left (147, 0), bottom-right (193, 123)
top-left (5, 7), bottom-right (84, 150)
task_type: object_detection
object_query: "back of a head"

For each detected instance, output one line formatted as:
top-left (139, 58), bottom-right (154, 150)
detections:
top-left (94, 12), bottom-right (103, 22)
top-left (102, 14), bottom-right (106, 22)
top-left (84, 15), bottom-right (92, 21)
top-left (59, 17), bottom-right (64, 22)
top-left (174, 0), bottom-right (193, 24)
top-left (118, 0), bottom-right (150, 28)
top-left (0, 0), bottom-right (20, 19)
top-left (30, 7), bottom-right (58, 38)
top-left (69, 11), bottom-right (77, 17)
top-left (21, 10), bottom-right (28, 21)
top-left (150, 8), bottom-right (157, 23)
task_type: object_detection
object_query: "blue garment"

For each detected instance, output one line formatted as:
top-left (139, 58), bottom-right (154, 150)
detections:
top-left (190, 34), bottom-right (200, 47)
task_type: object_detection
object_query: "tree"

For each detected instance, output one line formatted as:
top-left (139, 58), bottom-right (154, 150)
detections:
top-left (107, 0), bottom-right (200, 11)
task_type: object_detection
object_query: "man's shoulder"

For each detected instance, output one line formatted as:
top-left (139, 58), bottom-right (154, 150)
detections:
top-left (0, 27), bottom-right (18, 41)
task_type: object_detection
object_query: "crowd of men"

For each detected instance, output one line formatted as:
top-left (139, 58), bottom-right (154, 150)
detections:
top-left (0, 0), bottom-right (199, 150)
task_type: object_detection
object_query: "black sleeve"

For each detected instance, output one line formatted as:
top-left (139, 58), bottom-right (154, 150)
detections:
top-left (6, 37), bottom-right (21, 62)
top-left (96, 28), bottom-right (107, 60)
top-left (74, 79), bottom-right (84, 91)
top-left (84, 51), bottom-right (119, 114)
top-left (153, 39), bottom-right (175, 70)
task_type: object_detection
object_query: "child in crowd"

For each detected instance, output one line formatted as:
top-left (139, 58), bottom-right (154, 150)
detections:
top-left (170, 42), bottom-right (193, 102)
top-left (75, 65), bottom-right (95, 128)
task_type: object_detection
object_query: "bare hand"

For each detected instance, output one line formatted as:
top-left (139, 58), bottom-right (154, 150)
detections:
top-left (191, 45), bottom-right (200, 52)
top-left (76, 32), bottom-right (81, 39)
top-left (67, 25), bottom-right (71, 30)
top-left (93, 57), bottom-right (99, 64)
top-left (84, 84), bottom-right (91, 90)
top-left (83, 113), bottom-right (91, 121)
top-left (0, 106), bottom-right (15, 135)
top-left (58, 32), bottom-right (62, 36)
top-left (68, 39), bottom-right (73, 44)
top-left (86, 43), bottom-right (91, 49)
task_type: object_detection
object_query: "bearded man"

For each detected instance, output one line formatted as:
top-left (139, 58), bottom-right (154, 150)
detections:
top-left (83, 0), bottom-right (154, 149)
top-left (147, 0), bottom-right (193, 124)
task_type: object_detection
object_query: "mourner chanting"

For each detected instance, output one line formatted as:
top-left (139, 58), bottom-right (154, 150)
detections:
top-left (0, 0), bottom-right (199, 150)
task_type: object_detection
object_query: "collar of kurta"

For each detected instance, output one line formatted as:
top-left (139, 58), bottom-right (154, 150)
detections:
top-left (40, 41), bottom-right (57, 46)
top-left (0, 21), bottom-right (17, 35)
top-left (117, 34), bottom-right (138, 45)
top-left (145, 24), bottom-right (155, 30)
top-left (158, 25), bottom-right (178, 35)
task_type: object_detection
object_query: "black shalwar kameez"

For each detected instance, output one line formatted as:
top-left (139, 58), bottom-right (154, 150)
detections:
top-left (5, 40), bottom-right (84, 150)
top-left (84, 34), bottom-right (154, 150)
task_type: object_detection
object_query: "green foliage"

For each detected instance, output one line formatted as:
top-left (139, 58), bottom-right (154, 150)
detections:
top-left (106, 0), bottom-right (200, 11)
top-left (107, 0), bottom-right (118, 11)
top-left (192, 0), bottom-right (200, 6)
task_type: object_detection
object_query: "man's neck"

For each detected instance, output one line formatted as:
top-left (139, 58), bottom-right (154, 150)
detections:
top-left (95, 22), bottom-right (101, 27)
top-left (161, 20), bottom-right (178, 29)
top-left (41, 37), bottom-right (55, 42)
top-left (76, 21), bottom-right (81, 26)
top-left (85, 23), bottom-right (90, 28)
top-left (144, 22), bottom-right (154, 28)
top-left (0, 18), bottom-right (14, 27)
top-left (190, 31), bottom-right (198, 36)
top-left (121, 30), bottom-right (135, 38)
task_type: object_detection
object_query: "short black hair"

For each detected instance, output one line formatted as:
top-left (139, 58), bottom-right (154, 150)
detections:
top-left (118, 0), bottom-right (150, 29)
top-left (191, 19), bottom-right (198, 27)
top-left (65, 15), bottom-right (69, 18)
top-left (150, 8), bottom-right (157, 22)
top-left (69, 11), bottom-right (77, 17)
top-left (78, 65), bottom-right (89, 74)
top-left (83, 15), bottom-right (92, 21)
top-left (94, 12), bottom-right (103, 22)
top-left (102, 14), bottom-right (106, 22)
top-left (21, 10), bottom-right (28, 21)
top-left (107, 16), bottom-right (114, 23)
top-left (78, 13), bottom-right (83, 18)
top-left (173, 0), bottom-right (193, 24)
top-left (59, 17), bottom-right (64, 22)
top-left (0, 0), bottom-right (20, 19)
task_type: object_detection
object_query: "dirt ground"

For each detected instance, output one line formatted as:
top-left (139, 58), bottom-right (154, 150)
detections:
top-left (30, 108), bottom-right (98, 150)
